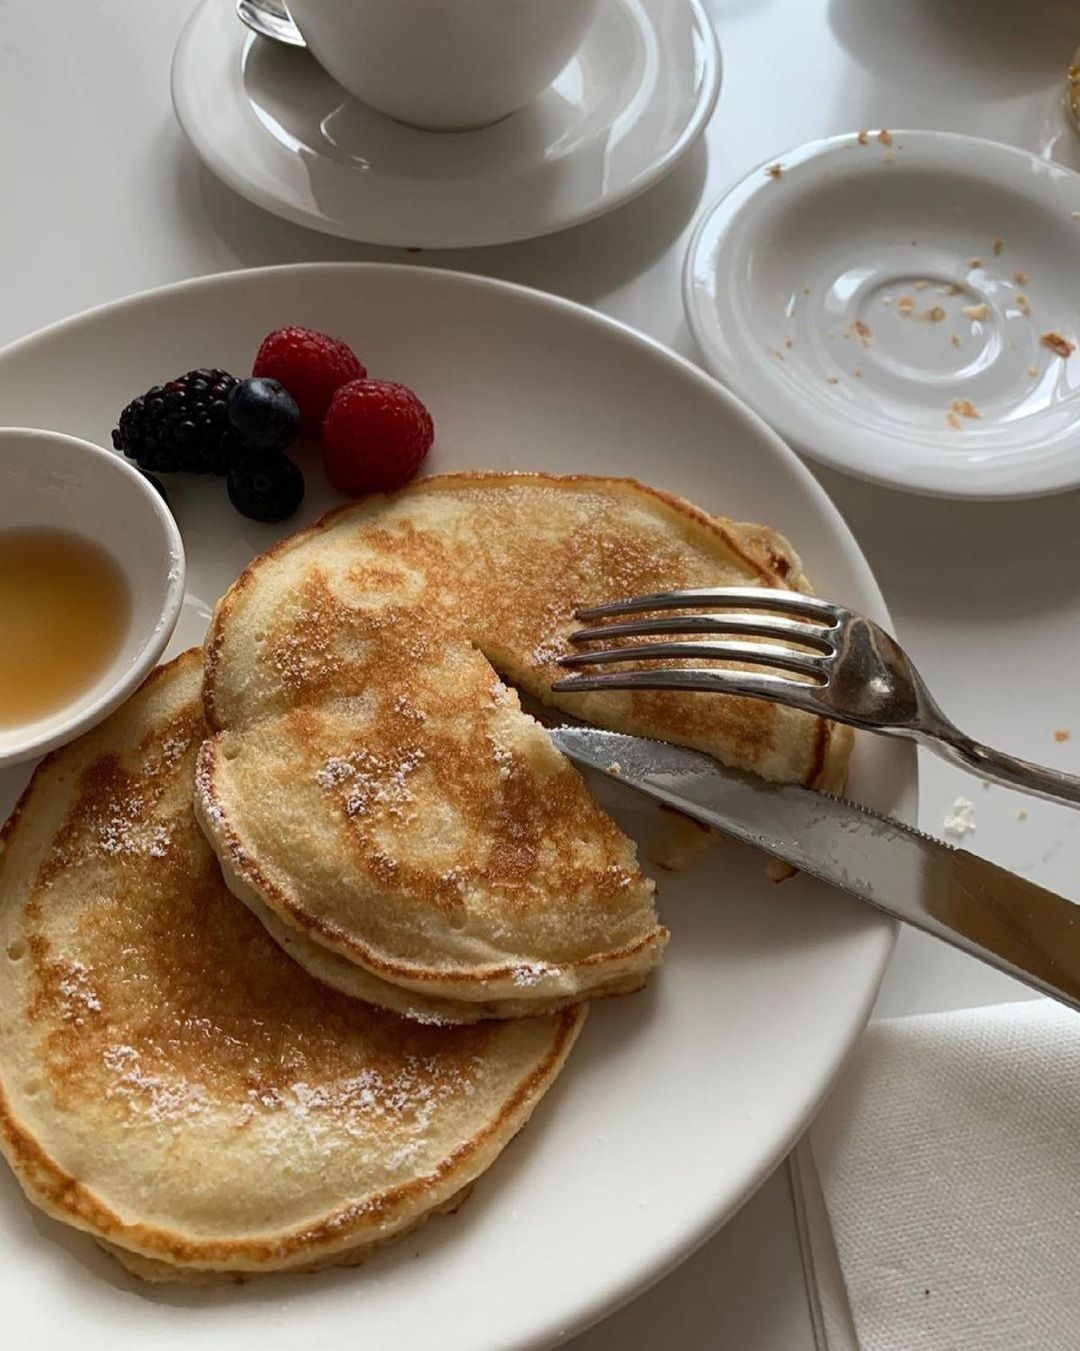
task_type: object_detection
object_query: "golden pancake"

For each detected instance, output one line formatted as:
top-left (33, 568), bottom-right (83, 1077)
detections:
top-left (0, 652), bottom-right (583, 1280)
top-left (199, 473), bottom-right (851, 1018)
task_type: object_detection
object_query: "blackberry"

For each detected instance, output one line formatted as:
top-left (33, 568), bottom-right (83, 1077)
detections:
top-left (112, 369), bottom-right (246, 475)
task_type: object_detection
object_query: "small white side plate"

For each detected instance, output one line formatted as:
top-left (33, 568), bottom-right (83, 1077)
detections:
top-left (684, 131), bottom-right (1080, 499)
top-left (172, 0), bottom-right (719, 249)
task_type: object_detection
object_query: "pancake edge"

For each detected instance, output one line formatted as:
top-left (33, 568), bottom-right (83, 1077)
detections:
top-left (195, 737), bottom-right (668, 1006)
top-left (0, 652), bottom-right (587, 1277)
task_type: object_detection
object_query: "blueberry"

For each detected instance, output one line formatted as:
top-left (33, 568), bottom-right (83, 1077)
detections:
top-left (227, 455), bottom-right (305, 523)
top-left (226, 377), bottom-right (301, 451)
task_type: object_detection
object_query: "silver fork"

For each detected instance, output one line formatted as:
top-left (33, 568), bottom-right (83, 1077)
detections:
top-left (552, 587), bottom-right (1080, 807)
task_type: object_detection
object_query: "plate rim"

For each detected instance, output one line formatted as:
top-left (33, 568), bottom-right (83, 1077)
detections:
top-left (682, 128), bottom-right (1080, 501)
top-left (0, 261), bottom-right (911, 1347)
top-left (170, 0), bottom-right (722, 250)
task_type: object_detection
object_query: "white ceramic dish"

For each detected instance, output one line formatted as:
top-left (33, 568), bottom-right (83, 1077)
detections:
top-left (684, 130), bottom-right (1080, 499)
top-left (0, 264), bottom-right (913, 1351)
top-left (0, 427), bottom-right (184, 768)
top-left (285, 0), bottom-right (602, 131)
top-left (171, 0), bottom-right (720, 248)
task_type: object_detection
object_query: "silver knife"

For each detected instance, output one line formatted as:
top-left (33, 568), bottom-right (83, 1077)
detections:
top-left (548, 725), bottom-right (1080, 1013)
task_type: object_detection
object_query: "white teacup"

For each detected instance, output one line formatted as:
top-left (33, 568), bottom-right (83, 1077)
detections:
top-left (285, 0), bottom-right (602, 131)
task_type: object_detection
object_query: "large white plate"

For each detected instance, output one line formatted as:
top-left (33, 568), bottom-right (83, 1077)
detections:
top-left (0, 265), bottom-right (913, 1351)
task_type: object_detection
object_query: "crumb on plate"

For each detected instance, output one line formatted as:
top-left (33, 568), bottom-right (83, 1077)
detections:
top-left (1027, 364), bottom-right (1039, 377)
top-left (764, 857), bottom-right (797, 883)
top-left (939, 283), bottom-right (963, 296)
top-left (914, 280), bottom-right (929, 291)
top-left (826, 375), bottom-right (839, 384)
top-left (878, 129), bottom-right (893, 145)
top-left (856, 129), bottom-right (869, 145)
top-left (897, 297), bottom-right (915, 315)
top-left (1018, 808), bottom-right (1028, 821)
top-left (962, 302), bottom-right (990, 321)
top-left (993, 238), bottom-right (1004, 255)
top-left (853, 320), bottom-right (872, 345)
top-left (967, 257), bottom-right (983, 269)
top-left (785, 337), bottom-right (793, 349)
top-left (943, 797), bottom-right (976, 837)
top-left (921, 306), bottom-right (946, 323)
top-left (647, 807), bottom-right (716, 873)
top-left (1054, 728), bottom-right (1071, 743)
top-left (950, 334), bottom-right (960, 348)
top-left (1013, 271), bottom-right (1029, 286)
top-left (1015, 293), bottom-right (1031, 316)
top-left (1041, 331), bottom-right (1075, 358)
top-left (946, 412), bottom-right (963, 430)
top-left (766, 163), bottom-right (783, 179)
top-left (950, 397), bottom-right (981, 419)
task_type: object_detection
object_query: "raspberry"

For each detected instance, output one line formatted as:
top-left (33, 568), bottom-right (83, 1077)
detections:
top-left (253, 327), bottom-right (365, 434)
top-left (321, 379), bottom-right (434, 496)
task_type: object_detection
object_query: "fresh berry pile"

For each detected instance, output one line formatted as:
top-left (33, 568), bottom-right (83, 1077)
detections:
top-left (253, 326), bottom-right (366, 434)
top-left (111, 326), bottom-right (434, 522)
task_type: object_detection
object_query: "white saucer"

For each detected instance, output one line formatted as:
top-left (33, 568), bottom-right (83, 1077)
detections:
top-left (172, 0), bottom-right (719, 249)
top-left (684, 131), bottom-right (1080, 499)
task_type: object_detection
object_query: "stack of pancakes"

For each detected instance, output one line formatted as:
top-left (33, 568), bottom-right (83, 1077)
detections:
top-left (0, 474), bottom-right (850, 1280)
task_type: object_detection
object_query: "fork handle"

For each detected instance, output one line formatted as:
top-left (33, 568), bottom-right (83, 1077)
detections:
top-left (919, 723), bottom-right (1080, 807)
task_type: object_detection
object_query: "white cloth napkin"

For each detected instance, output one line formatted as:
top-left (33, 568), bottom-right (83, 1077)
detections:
top-left (790, 1000), bottom-right (1080, 1351)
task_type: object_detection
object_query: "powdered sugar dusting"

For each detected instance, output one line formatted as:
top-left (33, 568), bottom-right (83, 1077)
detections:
top-left (315, 747), bottom-right (426, 820)
top-left (159, 733), bottom-right (194, 768)
top-left (102, 1044), bottom-right (210, 1126)
top-left (267, 605), bottom-right (342, 691)
top-left (392, 692), bottom-right (426, 724)
top-left (510, 962), bottom-right (551, 988)
top-left (490, 679), bottom-right (513, 708)
top-left (57, 960), bottom-right (102, 1014)
top-left (96, 817), bottom-right (172, 860)
top-left (490, 740), bottom-right (516, 781)
top-left (532, 635), bottom-right (566, 668)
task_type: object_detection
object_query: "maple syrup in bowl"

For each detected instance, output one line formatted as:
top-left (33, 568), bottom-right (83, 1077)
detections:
top-left (0, 428), bottom-right (185, 767)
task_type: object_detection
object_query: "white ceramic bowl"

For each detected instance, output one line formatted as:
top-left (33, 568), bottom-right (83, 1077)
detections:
top-left (0, 428), bottom-right (185, 767)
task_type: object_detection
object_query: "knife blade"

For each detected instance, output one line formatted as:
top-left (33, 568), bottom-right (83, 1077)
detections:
top-left (548, 725), bottom-right (1080, 1013)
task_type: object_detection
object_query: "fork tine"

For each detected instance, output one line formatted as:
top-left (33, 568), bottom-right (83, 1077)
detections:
top-left (568, 612), bottom-right (836, 653)
top-left (557, 639), bottom-right (827, 680)
top-left (574, 587), bottom-right (841, 624)
top-left (551, 666), bottom-right (830, 716)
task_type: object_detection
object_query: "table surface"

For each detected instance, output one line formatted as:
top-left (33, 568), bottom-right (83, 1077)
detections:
top-left (3, 1), bottom-right (1079, 1345)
